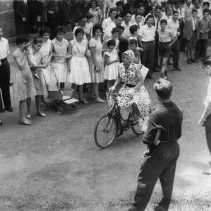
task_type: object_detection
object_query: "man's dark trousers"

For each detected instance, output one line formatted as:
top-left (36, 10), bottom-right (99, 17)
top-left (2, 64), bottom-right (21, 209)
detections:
top-left (142, 41), bottom-right (155, 77)
top-left (133, 142), bottom-right (180, 210)
top-left (205, 114), bottom-right (211, 155)
top-left (0, 59), bottom-right (11, 109)
top-left (171, 39), bottom-right (180, 68)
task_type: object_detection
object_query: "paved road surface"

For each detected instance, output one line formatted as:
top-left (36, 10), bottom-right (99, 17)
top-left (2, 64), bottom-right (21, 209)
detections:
top-left (0, 48), bottom-right (211, 210)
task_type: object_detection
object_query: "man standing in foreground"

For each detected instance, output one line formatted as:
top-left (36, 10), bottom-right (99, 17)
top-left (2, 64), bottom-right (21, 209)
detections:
top-left (129, 79), bottom-right (183, 211)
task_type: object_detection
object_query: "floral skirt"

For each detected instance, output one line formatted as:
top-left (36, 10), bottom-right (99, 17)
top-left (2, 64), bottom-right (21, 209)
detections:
top-left (117, 85), bottom-right (151, 120)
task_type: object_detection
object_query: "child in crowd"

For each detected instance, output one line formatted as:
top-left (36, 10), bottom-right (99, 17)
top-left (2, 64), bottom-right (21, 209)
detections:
top-left (129, 39), bottom-right (141, 64)
top-left (199, 56), bottom-right (211, 174)
top-left (69, 28), bottom-right (91, 104)
top-left (28, 38), bottom-right (47, 117)
top-left (13, 35), bottom-right (35, 125)
top-left (158, 19), bottom-right (174, 79)
top-left (104, 39), bottom-right (119, 90)
top-left (103, 27), bottom-right (120, 50)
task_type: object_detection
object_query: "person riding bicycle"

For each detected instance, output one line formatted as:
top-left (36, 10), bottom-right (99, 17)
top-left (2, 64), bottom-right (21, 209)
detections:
top-left (110, 50), bottom-right (151, 133)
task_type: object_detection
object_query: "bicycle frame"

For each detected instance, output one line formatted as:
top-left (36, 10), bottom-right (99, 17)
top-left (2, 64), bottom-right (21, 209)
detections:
top-left (107, 95), bottom-right (138, 134)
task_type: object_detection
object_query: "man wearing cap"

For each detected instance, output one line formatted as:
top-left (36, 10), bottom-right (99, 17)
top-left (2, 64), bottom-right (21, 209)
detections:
top-left (129, 79), bottom-right (183, 211)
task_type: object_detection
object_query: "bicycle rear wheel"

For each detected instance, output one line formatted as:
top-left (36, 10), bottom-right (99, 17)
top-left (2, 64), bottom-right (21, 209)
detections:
top-left (94, 114), bottom-right (117, 149)
top-left (132, 121), bottom-right (144, 136)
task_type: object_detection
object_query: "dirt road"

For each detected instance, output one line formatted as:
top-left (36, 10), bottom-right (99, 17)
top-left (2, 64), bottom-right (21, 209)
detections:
top-left (0, 51), bottom-right (211, 211)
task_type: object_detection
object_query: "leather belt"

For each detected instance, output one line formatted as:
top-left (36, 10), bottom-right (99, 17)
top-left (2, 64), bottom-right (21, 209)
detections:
top-left (125, 84), bottom-right (136, 88)
top-left (142, 41), bottom-right (155, 43)
top-left (0, 58), bottom-right (7, 62)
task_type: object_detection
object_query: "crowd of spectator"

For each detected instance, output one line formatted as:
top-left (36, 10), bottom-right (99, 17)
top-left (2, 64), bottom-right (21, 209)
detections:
top-left (0, 0), bottom-right (211, 125)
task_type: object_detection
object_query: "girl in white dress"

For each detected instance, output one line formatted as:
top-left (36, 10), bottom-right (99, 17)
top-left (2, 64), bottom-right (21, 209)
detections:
top-left (51, 26), bottom-right (70, 89)
top-left (69, 28), bottom-right (91, 104)
top-left (39, 29), bottom-right (52, 86)
top-left (104, 39), bottom-right (119, 90)
top-left (89, 24), bottom-right (105, 103)
top-left (28, 38), bottom-right (47, 117)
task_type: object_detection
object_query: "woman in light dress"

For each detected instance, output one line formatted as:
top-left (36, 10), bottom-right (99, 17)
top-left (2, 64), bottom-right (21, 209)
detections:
top-left (69, 28), bottom-right (91, 104)
top-left (110, 50), bottom-right (151, 127)
top-left (51, 26), bottom-right (70, 89)
top-left (28, 38), bottom-right (47, 117)
top-left (13, 35), bottom-right (35, 125)
top-left (39, 29), bottom-right (52, 87)
top-left (89, 24), bottom-right (105, 103)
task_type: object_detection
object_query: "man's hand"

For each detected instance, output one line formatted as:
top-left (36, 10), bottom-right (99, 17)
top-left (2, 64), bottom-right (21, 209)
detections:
top-left (109, 86), bottom-right (116, 92)
top-left (199, 117), bottom-right (205, 127)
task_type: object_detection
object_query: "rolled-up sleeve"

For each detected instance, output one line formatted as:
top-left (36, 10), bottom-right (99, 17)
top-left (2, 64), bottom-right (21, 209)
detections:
top-left (143, 113), bottom-right (160, 145)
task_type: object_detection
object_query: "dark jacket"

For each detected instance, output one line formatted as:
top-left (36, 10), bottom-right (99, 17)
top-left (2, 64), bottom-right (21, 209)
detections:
top-left (14, 0), bottom-right (28, 20)
top-left (143, 101), bottom-right (183, 146)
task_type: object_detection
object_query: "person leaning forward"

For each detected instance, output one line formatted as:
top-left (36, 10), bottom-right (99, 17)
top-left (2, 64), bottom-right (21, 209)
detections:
top-left (129, 78), bottom-right (183, 211)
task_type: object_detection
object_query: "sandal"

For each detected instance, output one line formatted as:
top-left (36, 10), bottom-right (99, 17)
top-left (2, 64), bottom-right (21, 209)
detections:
top-left (79, 99), bottom-right (88, 104)
top-left (19, 118), bottom-right (32, 125)
top-left (95, 98), bottom-right (106, 103)
top-left (26, 114), bottom-right (31, 119)
top-left (37, 112), bottom-right (47, 117)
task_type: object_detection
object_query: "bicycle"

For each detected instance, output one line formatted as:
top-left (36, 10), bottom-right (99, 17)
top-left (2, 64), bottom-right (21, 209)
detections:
top-left (94, 91), bottom-right (144, 149)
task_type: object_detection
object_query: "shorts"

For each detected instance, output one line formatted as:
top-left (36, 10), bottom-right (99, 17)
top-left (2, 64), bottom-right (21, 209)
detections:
top-left (159, 42), bottom-right (171, 59)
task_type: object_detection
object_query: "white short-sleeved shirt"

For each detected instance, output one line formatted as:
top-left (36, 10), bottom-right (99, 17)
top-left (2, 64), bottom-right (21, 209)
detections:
top-left (205, 77), bottom-right (211, 106)
top-left (138, 24), bottom-right (156, 42)
top-left (102, 17), bottom-right (116, 38)
top-left (167, 19), bottom-right (180, 37)
top-left (0, 37), bottom-right (9, 59)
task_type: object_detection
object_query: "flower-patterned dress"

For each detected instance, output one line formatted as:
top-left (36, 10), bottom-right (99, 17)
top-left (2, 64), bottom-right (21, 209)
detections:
top-left (117, 63), bottom-right (151, 120)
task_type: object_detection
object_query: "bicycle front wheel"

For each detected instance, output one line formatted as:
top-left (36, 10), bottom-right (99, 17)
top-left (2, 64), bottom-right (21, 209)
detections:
top-left (94, 114), bottom-right (117, 149)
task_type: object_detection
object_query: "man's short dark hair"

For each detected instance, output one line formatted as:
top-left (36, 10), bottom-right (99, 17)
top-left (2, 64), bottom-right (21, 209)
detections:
top-left (160, 19), bottom-right (167, 25)
top-left (111, 27), bottom-right (121, 34)
top-left (146, 15), bottom-right (154, 21)
top-left (107, 39), bottom-right (116, 47)
top-left (129, 25), bottom-right (138, 34)
top-left (129, 39), bottom-right (138, 46)
top-left (203, 8), bottom-right (210, 15)
top-left (154, 79), bottom-right (173, 100)
top-left (109, 7), bottom-right (118, 14)
top-left (173, 10), bottom-right (179, 15)
top-left (192, 8), bottom-right (198, 13)
top-left (155, 6), bottom-right (162, 11)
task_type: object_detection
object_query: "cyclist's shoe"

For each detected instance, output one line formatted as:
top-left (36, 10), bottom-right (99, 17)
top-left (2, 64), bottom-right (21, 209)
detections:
top-left (116, 127), bottom-right (124, 137)
top-left (132, 103), bottom-right (141, 117)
